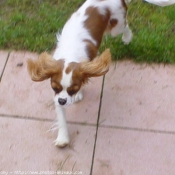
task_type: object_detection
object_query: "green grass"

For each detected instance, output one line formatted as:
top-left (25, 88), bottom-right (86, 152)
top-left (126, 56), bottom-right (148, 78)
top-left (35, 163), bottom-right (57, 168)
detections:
top-left (0, 0), bottom-right (175, 63)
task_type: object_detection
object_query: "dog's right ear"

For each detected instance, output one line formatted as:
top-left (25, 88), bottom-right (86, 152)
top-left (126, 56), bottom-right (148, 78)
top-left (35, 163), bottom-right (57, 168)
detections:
top-left (79, 49), bottom-right (111, 78)
top-left (27, 52), bottom-right (62, 81)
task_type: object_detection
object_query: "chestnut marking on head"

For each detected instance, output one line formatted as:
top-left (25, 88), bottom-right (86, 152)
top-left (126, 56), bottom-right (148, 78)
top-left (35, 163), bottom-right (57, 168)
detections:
top-left (27, 49), bottom-right (111, 106)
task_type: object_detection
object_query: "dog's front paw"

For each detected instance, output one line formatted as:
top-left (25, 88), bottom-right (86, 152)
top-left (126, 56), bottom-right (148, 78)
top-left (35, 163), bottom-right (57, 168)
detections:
top-left (75, 91), bottom-right (83, 103)
top-left (55, 134), bottom-right (70, 148)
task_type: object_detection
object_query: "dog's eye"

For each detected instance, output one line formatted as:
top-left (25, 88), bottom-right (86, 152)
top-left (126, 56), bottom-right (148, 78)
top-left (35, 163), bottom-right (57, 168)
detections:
top-left (52, 87), bottom-right (62, 94)
top-left (68, 89), bottom-right (76, 96)
top-left (51, 81), bottom-right (63, 94)
top-left (67, 85), bottom-right (80, 96)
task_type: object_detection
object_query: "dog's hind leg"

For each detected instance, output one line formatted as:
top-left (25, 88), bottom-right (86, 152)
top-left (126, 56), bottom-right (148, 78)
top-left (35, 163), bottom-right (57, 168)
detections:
top-left (122, 23), bottom-right (133, 45)
top-left (108, 15), bottom-right (133, 44)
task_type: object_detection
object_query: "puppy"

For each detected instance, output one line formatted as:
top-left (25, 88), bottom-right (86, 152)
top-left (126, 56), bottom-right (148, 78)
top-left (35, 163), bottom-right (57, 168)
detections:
top-left (27, 0), bottom-right (132, 147)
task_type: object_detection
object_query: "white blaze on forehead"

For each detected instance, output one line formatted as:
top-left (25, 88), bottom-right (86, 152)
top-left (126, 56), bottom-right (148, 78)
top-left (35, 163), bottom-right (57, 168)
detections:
top-left (60, 65), bottom-right (72, 89)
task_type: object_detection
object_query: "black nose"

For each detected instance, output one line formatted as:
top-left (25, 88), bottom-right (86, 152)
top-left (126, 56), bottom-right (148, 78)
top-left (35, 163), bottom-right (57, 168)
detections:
top-left (58, 98), bottom-right (67, 105)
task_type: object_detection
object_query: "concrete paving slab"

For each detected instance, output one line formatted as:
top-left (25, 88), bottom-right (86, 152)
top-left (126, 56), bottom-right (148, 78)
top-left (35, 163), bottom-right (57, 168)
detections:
top-left (100, 61), bottom-right (175, 132)
top-left (92, 127), bottom-right (175, 175)
top-left (2, 49), bottom-right (175, 175)
top-left (0, 51), bottom-right (103, 124)
top-left (0, 51), bottom-right (53, 120)
top-left (0, 116), bottom-right (95, 173)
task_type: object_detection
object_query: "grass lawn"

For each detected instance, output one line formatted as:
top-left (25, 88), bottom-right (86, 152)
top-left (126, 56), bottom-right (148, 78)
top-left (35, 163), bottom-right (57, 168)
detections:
top-left (0, 0), bottom-right (174, 63)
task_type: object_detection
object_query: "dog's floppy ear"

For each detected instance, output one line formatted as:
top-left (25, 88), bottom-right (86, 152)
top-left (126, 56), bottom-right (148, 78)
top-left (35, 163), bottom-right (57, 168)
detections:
top-left (27, 52), bottom-right (61, 81)
top-left (80, 49), bottom-right (111, 78)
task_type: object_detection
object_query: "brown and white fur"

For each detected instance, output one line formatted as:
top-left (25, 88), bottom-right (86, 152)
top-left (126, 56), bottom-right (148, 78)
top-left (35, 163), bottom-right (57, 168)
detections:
top-left (27, 0), bottom-right (132, 147)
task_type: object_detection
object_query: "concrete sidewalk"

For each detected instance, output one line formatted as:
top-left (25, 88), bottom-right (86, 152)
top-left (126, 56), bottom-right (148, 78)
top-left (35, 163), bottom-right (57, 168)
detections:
top-left (1, 50), bottom-right (175, 175)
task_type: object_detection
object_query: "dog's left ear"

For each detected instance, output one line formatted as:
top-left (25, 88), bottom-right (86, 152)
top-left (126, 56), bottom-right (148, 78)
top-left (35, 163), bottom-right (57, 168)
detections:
top-left (27, 52), bottom-right (61, 81)
top-left (80, 49), bottom-right (111, 78)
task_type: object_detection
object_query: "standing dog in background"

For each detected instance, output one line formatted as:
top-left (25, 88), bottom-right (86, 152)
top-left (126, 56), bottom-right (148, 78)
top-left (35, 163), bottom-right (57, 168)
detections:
top-left (27, 0), bottom-right (132, 147)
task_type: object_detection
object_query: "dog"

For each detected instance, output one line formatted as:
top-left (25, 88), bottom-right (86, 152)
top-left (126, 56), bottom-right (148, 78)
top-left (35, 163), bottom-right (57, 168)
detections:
top-left (27, 0), bottom-right (132, 147)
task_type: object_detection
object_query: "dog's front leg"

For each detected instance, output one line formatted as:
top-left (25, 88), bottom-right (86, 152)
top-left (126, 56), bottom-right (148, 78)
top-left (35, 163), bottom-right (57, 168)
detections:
top-left (55, 105), bottom-right (70, 147)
